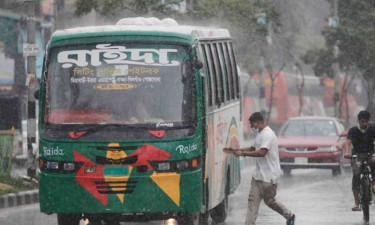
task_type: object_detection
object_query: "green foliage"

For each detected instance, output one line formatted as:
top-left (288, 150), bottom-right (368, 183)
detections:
top-left (74, 0), bottom-right (183, 17)
top-left (302, 48), bottom-right (334, 77)
top-left (0, 174), bottom-right (35, 196)
top-left (75, 0), bottom-right (99, 17)
top-left (305, 0), bottom-right (375, 79)
top-left (186, 0), bottom-right (280, 73)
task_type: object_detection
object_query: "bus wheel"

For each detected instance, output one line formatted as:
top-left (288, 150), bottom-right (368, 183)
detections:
top-left (210, 177), bottom-right (229, 223)
top-left (57, 213), bottom-right (81, 225)
top-left (199, 211), bottom-right (209, 225)
top-left (103, 216), bottom-right (120, 225)
top-left (87, 218), bottom-right (103, 225)
top-left (84, 215), bottom-right (103, 225)
top-left (177, 212), bottom-right (200, 225)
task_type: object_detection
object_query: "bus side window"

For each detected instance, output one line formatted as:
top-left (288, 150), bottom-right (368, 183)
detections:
top-left (206, 44), bottom-right (220, 106)
top-left (211, 43), bottom-right (224, 105)
top-left (228, 42), bottom-right (240, 99)
top-left (217, 42), bottom-right (230, 102)
top-left (200, 44), bottom-right (213, 107)
top-left (223, 42), bottom-right (235, 100)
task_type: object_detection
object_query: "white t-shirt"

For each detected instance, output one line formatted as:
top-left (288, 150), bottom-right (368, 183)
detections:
top-left (252, 126), bottom-right (283, 184)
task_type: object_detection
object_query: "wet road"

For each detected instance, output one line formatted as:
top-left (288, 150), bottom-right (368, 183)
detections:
top-left (0, 159), bottom-right (373, 225)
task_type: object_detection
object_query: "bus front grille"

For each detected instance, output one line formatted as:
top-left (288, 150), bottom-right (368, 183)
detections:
top-left (95, 180), bottom-right (137, 194)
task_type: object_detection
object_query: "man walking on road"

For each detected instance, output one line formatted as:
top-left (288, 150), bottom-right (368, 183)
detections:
top-left (224, 112), bottom-right (295, 225)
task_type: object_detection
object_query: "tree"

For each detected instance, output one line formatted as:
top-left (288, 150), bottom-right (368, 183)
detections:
top-left (186, 0), bottom-right (286, 123)
top-left (74, 0), bottom-right (183, 18)
top-left (302, 0), bottom-right (375, 124)
top-left (186, 0), bottom-right (281, 74)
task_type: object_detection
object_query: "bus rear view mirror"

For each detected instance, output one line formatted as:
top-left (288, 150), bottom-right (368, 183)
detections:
top-left (194, 59), bottom-right (203, 70)
top-left (34, 90), bottom-right (39, 100)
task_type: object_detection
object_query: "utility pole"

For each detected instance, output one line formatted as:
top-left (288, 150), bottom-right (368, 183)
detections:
top-left (331, 0), bottom-right (340, 118)
top-left (256, 13), bottom-right (269, 118)
top-left (24, 0), bottom-right (39, 180)
top-left (258, 53), bottom-right (266, 117)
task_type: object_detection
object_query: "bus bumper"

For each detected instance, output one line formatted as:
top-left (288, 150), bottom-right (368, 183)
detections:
top-left (39, 169), bottom-right (202, 214)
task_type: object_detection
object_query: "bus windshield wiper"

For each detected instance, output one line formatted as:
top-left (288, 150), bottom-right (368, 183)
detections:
top-left (153, 123), bottom-right (195, 130)
top-left (69, 123), bottom-right (138, 139)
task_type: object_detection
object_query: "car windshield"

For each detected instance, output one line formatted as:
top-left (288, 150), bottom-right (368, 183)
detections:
top-left (280, 119), bottom-right (338, 137)
top-left (43, 43), bottom-right (196, 128)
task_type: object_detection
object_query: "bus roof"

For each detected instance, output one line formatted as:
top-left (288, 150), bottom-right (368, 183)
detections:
top-left (50, 24), bottom-right (232, 45)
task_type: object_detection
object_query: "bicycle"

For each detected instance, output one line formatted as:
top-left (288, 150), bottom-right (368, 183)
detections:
top-left (352, 153), bottom-right (374, 223)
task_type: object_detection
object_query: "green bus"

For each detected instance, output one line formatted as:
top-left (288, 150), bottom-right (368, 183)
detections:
top-left (38, 17), bottom-right (242, 225)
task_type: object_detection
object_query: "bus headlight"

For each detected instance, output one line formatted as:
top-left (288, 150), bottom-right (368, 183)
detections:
top-left (176, 161), bottom-right (189, 170)
top-left (40, 158), bottom-right (82, 173)
top-left (47, 161), bottom-right (59, 170)
top-left (63, 162), bottom-right (75, 171)
top-left (158, 162), bottom-right (171, 171)
top-left (151, 157), bottom-right (199, 172)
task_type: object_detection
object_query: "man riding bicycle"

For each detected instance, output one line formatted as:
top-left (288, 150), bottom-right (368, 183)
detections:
top-left (344, 110), bottom-right (375, 211)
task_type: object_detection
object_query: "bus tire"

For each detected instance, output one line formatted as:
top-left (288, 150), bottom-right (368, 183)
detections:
top-left (199, 211), bottom-right (209, 225)
top-left (87, 219), bottom-right (102, 225)
top-left (210, 174), bottom-right (229, 223)
top-left (57, 213), bottom-right (81, 225)
top-left (199, 183), bottom-right (209, 225)
top-left (177, 212), bottom-right (199, 225)
top-left (103, 216), bottom-right (120, 225)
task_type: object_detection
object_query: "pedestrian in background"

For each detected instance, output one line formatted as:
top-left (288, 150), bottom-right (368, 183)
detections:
top-left (224, 112), bottom-right (295, 225)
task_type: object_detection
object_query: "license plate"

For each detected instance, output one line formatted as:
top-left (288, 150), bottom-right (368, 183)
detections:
top-left (295, 157), bottom-right (308, 164)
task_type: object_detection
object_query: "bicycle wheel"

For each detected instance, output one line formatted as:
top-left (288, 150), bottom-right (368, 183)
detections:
top-left (360, 176), bottom-right (371, 222)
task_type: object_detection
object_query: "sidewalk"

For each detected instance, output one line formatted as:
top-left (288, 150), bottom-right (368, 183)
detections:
top-left (0, 159), bottom-right (39, 209)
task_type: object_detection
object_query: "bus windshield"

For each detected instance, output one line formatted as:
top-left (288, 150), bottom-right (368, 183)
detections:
top-left (43, 43), bottom-right (196, 131)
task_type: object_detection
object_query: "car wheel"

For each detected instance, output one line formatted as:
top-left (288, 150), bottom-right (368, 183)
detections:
top-left (332, 166), bottom-right (341, 176)
top-left (283, 167), bottom-right (291, 176)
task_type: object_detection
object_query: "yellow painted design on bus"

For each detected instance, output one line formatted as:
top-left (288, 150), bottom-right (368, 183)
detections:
top-left (150, 172), bottom-right (181, 206)
top-left (104, 143), bottom-right (133, 204)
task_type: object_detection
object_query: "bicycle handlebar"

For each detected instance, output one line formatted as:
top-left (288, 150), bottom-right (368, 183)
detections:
top-left (351, 153), bottom-right (373, 159)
